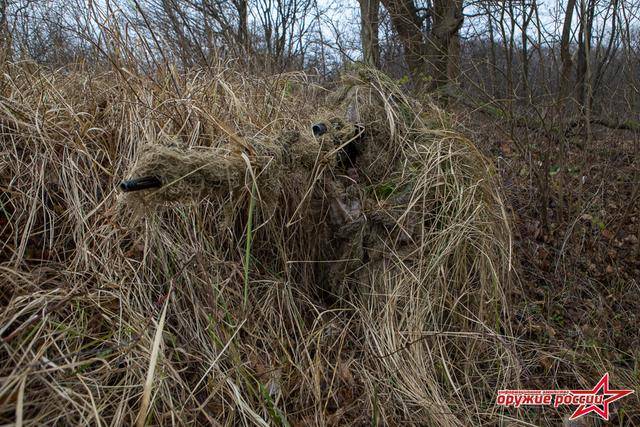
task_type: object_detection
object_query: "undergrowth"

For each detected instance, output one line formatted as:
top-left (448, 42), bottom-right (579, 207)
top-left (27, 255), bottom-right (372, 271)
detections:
top-left (0, 61), bottom-right (636, 426)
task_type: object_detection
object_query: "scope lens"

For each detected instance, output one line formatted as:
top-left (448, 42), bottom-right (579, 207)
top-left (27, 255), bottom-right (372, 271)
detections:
top-left (312, 123), bottom-right (327, 136)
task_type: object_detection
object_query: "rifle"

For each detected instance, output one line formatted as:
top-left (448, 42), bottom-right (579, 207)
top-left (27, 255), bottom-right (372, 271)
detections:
top-left (118, 121), bottom-right (359, 194)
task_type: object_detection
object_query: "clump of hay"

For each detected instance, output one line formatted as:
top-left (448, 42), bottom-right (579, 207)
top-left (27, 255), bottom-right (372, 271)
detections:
top-left (117, 66), bottom-right (520, 423)
top-left (1, 62), bottom-right (527, 425)
top-left (314, 69), bottom-right (519, 423)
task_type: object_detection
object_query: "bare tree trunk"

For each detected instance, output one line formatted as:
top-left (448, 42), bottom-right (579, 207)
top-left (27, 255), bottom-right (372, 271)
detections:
top-left (554, 0), bottom-right (576, 221)
top-left (0, 0), bottom-right (11, 65)
top-left (583, 0), bottom-right (593, 145)
top-left (202, 0), bottom-right (213, 56)
top-left (428, 0), bottom-right (463, 85)
top-left (558, 0), bottom-right (577, 161)
top-left (559, 0), bottom-right (576, 101)
top-left (359, 0), bottom-right (380, 68)
top-left (575, 0), bottom-right (594, 107)
top-left (446, 24), bottom-right (461, 82)
top-left (591, 0), bottom-right (618, 115)
top-left (520, 0), bottom-right (534, 95)
top-left (233, 0), bottom-right (250, 55)
top-left (380, 0), bottom-right (463, 89)
top-left (380, 0), bottom-right (429, 83)
top-left (486, 4), bottom-right (497, 97)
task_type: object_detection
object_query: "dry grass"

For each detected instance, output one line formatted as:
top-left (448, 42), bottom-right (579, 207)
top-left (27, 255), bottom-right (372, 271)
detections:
top-left (1, 59), bottom-right (632, 426)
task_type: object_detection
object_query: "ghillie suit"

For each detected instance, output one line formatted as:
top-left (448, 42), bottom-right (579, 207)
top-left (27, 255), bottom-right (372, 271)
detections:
top-left (121, 68), bottom-right (519, 425)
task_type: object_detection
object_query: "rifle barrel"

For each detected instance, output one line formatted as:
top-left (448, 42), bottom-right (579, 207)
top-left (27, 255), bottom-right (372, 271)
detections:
top-left (119, 176), bottom-right (162, 192)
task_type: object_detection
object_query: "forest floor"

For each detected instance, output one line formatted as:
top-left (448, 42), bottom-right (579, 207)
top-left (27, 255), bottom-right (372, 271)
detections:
top-left (459, 108), bottom-right (640, 424)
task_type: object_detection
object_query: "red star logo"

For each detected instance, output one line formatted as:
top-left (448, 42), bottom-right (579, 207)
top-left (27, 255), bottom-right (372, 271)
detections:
top-left (569, 373), bottom-right (634, 420)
